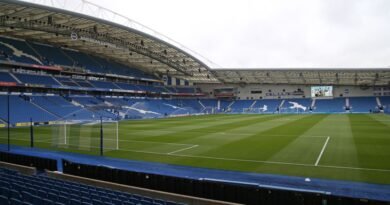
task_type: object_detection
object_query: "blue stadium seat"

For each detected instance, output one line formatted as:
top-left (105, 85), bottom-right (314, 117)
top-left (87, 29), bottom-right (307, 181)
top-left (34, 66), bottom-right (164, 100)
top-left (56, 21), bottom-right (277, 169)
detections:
top-left (0, 187), bottom-right (10, 198)
top-left (10, 198), bottom-right (22, 205)
top-left (48, 192), bottom-right (58, 202)
top-left (0, 72), bottom-right (17, 83)
top-left (31, 195), bottom-right (44, 205)
top-left (0, 195), bottom-right (9, 205)
top-left (58, 195), bottom-right (68, 204)
top-left (10, 189), bottom-right (21, 200)
top-left (0, 159), bottom-right (186, 205)
top-left (70, 198), bottom-right (82, 205)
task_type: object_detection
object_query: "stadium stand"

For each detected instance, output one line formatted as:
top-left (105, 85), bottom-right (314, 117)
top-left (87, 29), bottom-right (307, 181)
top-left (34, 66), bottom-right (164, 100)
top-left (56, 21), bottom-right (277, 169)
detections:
top-left (280, 98), bottom-right (312, 113)
top-left (0, 72), bottom-right (17, 83)
top-left (0, 36), bottom-right (42, 65)
top-left (229, 100), bottom-right (256, 113)
top-left (89, 80), bottom-right (121, 89)
top-left (14, 73), bottom-right (60, 86)
top-left (0, 95), bottom-right (56, 124)
top-left (1, 1), bottom-right (390, 205)
top-left (31, 95), bottom-right (95, 120)
top-left (0, 166), bottom-right (186, 205)
top-left (255, 99), bottom-right (283, 113)
top-left (349, 97), bottom-right (379, 113)
top-left (114, 82), bottom-right (141, 91)
top-left (72, 79), bottom-right (95, 88)
top-left (62, 49), bottom-right (103, 71)
top-left (56, 76), bottom-right (80, 87)
top-left (313, 98), bottom-right (346, 113)
top-left (380, 96), bottom-right (390, 108)
top-left (30, 42), bottom-right (74, 66)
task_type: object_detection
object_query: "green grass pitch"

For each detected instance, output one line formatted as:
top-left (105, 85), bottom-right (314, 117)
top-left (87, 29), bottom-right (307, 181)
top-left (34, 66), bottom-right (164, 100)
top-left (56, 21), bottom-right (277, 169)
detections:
top-left (1, 114), bottom-right (390, 184)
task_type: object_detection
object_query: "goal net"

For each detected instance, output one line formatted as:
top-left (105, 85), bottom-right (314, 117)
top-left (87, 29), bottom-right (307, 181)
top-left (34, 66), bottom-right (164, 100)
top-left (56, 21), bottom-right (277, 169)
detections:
top-left (49, 119), bottom-right (119, 154)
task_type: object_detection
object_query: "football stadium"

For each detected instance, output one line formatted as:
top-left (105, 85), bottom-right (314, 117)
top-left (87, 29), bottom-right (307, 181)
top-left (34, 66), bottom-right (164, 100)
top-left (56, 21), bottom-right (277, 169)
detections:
top-left (0, 0), bottom-right (389, 204)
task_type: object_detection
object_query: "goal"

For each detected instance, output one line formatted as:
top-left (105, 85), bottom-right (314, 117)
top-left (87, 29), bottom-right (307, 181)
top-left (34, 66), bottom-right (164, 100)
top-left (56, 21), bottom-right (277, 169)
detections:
top-left (50, 119), bottom-right (119, 153)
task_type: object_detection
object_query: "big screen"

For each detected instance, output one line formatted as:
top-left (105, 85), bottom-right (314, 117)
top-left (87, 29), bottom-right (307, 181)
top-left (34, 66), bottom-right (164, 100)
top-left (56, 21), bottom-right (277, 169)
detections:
top-left (311, 86), bottom-right (333, 98)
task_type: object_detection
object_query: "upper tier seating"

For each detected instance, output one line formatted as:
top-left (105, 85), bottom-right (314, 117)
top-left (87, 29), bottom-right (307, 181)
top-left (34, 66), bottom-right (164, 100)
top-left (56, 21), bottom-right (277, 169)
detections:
top-left (314, 98), bottom-right (346, 113)
top-left (73, 79), bottom-right (94, 88)
top-left (56, 77), bottom-right (80, 87)
top-left (0, 36), bottom-right (156, 79)
top-left (89, 80), bottom-right (121, 90)
top-left (114, 82), bottom-right (141, 91)
top-left (349, 97), bottom-right (379, 113)
top-left (0, 36), bottom-right (42, 65)
top-left (30, 42), bottom-right (74, 66)
top-left (136, 84), bottom-right (164, 93)
top-left (90, 57), bottom-right (154, 79)
top-left (0, 72), bottom-right (16, 83)
top-left (0, 167), bottom-right (185, 205)
top-left (62, 49), bottom-right (104, 72)
top-left (14, 73), bottom-right (60, 86)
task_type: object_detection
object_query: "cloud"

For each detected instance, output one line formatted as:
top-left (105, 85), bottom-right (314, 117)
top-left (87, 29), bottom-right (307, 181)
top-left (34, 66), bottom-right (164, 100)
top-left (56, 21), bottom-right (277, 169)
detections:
top-left (36, 0), bottom-right (390, 68)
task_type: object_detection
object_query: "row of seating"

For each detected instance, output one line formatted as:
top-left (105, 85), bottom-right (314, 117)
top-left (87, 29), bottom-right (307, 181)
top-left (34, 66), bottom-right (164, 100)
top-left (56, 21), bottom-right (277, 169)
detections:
top-left (0, 71), bottom-right (197, 94)
top-left (0, 36), bottom-right (153, 79)
top-left (225, 97), bottom-right (387, 113)
top-left (0, 167), bottom-right (185, 205)
top-left (0, 94), bottom-right (389, 124)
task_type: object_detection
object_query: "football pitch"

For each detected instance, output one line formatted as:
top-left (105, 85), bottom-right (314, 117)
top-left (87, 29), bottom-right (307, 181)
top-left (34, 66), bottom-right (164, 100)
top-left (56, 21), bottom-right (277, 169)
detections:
top-left (1, 114), bottom-right (390, 185)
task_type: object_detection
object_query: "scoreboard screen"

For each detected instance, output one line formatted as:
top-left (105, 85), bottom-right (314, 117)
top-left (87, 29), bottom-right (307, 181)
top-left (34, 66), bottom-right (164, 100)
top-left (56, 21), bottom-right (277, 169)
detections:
top-left (311, 86), bottom-right (333, 98)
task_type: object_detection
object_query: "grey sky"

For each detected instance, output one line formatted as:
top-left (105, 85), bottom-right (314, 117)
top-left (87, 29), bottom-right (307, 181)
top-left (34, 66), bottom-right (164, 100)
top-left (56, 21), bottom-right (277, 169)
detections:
top-left (33, 0), bottom-right (390, 68)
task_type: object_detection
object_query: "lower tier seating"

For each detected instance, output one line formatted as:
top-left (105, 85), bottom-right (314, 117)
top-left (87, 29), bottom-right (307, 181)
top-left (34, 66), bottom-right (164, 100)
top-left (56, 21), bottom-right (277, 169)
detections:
top-left (0, 167), bottom-right (185, 205)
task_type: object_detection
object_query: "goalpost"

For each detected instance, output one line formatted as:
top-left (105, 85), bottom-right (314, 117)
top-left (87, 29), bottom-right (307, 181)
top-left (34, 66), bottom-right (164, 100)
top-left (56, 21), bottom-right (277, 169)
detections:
top-left (50, 119), bottom-right (119, 153)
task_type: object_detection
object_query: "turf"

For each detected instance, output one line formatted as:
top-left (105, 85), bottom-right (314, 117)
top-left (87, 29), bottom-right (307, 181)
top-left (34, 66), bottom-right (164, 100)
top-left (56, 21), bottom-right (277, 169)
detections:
top-left (1, 114), bottom-right (390, 184)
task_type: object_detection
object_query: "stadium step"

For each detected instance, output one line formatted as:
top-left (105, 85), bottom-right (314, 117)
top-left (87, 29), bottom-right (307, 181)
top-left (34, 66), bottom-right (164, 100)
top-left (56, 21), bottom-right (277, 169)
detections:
top-left (25, 40), bottom-right (44, 61)
top-left (376, 97), bottom-right (382, 106)
top-left (227, 101), bottom-right (235, 109)
top-left (198, 100), bottom-right (206, 109)
top-left (9, 73), bottom-right (22, 83)
top-left (59, 47), bottom-right (77, 63)
top-left (249, 100), bottom-right (257, 109)
top-left (28, 98), bottom-right (60, 118)
top-left (52, 77), bottom-right (64, 86)
top-left (69, 98), bottom-right (84, 108)
top-left (279, 100), bottom-right (285, 108)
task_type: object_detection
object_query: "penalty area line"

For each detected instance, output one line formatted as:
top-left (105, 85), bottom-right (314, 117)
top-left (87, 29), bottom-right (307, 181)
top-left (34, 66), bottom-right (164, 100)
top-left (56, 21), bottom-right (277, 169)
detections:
top-left (315, 136), bottom-right (330, 166)
top-left (167, 145), bottom-right (199, 155)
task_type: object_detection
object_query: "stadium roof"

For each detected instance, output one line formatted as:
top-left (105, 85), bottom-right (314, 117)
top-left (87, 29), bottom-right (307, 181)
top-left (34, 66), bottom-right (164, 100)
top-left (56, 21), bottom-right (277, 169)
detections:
top-left (0, 0), bottom-right (389, 86)
top-left (212, 68), bottom-right (390, 86)
top-left (0, 0), bottom-right (218, 83)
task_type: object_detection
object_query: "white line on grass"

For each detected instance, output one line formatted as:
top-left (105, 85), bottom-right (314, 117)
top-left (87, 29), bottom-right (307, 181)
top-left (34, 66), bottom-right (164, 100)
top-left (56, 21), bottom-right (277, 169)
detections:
top-left (167, 145), bottom-right (199, 155)
top-left (8, 140), bottom-right (390, 173)
top-left (63, 136), bottom-right (196, 147)
top-left (315, 136), bottom-right (330, 166)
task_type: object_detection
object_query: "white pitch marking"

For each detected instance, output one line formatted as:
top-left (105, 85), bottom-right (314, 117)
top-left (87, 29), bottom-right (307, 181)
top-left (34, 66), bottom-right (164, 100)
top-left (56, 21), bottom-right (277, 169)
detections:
top-left (11, 139), bottom-right (390, 173)
top-left (167, 145), bottom-right (199, 155)
top-left (64, 136), bottom-right (195, 147)
top-left (315, 136), bottom-right (330, 166)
